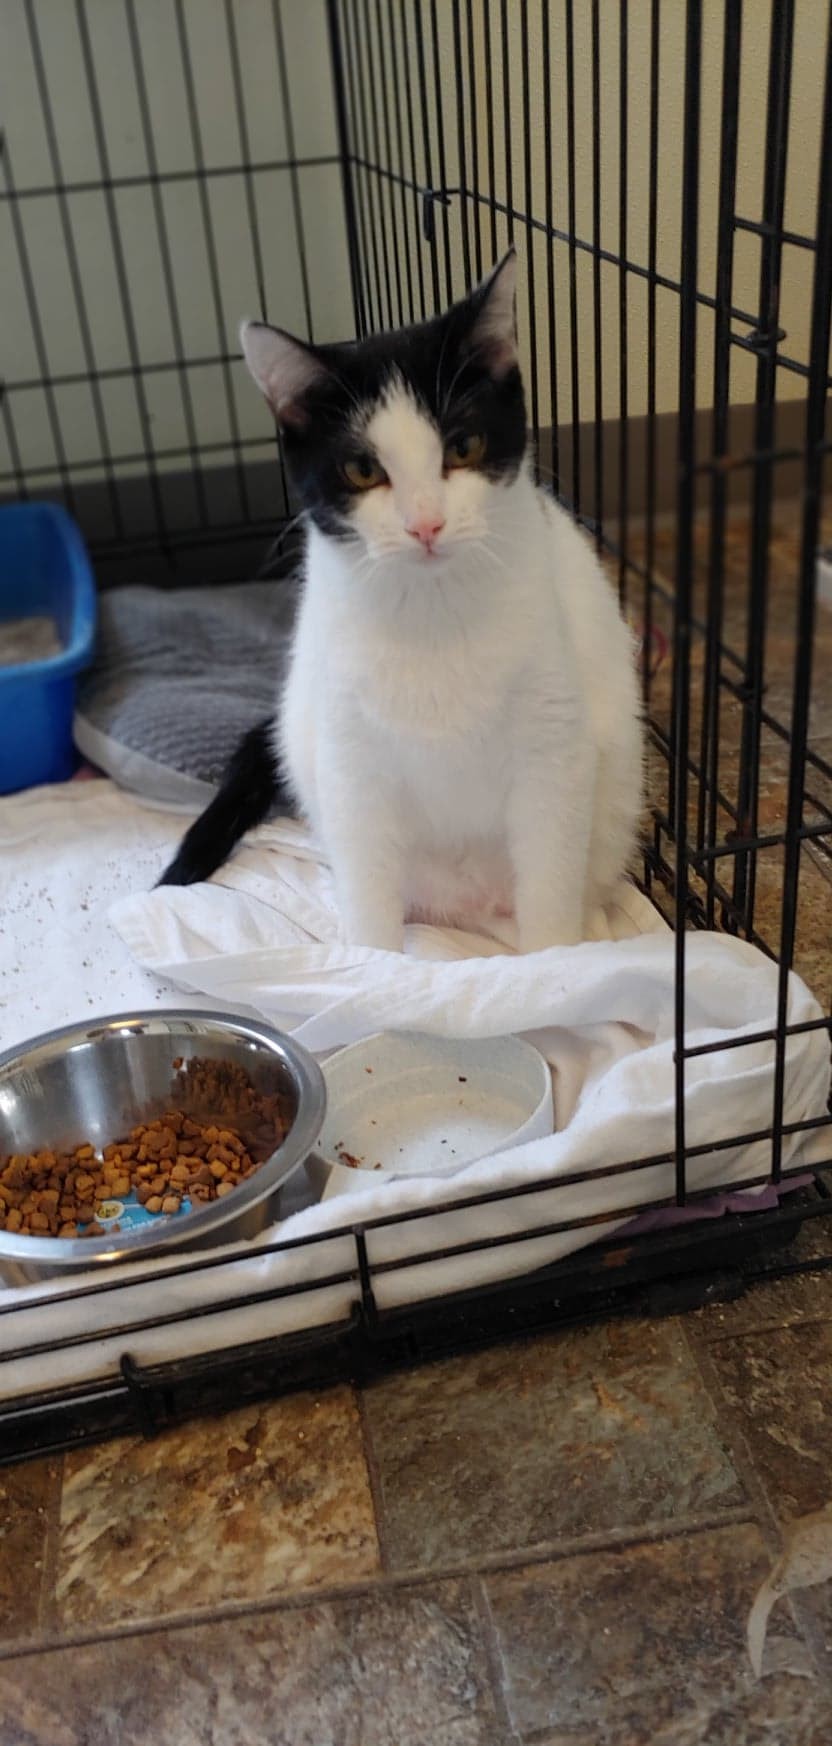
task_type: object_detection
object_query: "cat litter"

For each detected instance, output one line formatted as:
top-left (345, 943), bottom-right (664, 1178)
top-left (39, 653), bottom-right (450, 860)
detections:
top-left (0, 616), bottom-right (62, 667)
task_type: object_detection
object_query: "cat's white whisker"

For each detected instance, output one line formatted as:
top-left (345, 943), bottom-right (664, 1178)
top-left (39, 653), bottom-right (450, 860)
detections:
top-left (434, 320), bottom-right (454, 407)
top-left (440, 354), bottom-right (478, 418)
top-left (468, 541), bottom-right (507, 573)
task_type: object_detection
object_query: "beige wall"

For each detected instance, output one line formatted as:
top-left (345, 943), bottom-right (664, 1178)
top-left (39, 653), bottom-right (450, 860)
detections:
top-left (1, 0), bottom-right (354, 489)
top-left (401, 0), bottom-right (829, 425)
top-left (3, 0), bottom-right (827, 493)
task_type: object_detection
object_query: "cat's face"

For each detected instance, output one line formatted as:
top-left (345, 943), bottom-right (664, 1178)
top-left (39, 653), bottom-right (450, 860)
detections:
top-left (241, 253), bottom-right (526, 567)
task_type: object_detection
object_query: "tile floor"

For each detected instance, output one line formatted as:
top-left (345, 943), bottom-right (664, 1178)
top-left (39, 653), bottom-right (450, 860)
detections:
top-left (3, 508), bottom-right (832, 1741)
top-left (5, 1278), bottom-right (832, 1746)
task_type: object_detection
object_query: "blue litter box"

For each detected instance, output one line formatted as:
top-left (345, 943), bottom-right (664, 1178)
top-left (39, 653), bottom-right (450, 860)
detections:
top-left (0, 503), bottom-right (97, 794)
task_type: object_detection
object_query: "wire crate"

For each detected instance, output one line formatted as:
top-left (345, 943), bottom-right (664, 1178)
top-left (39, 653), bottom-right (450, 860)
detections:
top-left (1, 0), bottom-right (831, 1461)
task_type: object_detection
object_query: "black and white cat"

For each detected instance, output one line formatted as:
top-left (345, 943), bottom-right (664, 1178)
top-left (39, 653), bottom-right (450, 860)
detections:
top-left (160, 252), bottom-right (643, 953)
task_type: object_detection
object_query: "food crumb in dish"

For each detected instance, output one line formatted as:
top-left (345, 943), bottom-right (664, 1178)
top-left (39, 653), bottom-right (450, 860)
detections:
top-left (334, 1143), bottom-right (364, 1169)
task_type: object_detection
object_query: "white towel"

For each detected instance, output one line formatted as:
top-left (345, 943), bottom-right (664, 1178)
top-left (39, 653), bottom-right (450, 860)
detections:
top-left (0, 779), bottom-right (828, 1401)
top-left (110, 824), bottom-right (831, 1247)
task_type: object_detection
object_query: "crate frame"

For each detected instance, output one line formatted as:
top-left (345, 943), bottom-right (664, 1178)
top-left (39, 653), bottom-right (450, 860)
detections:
top-left (1, 0), bottom-right (831, 1461)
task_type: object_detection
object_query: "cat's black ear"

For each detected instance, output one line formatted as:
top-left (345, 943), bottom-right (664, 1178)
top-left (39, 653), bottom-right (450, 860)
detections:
top-left (466, 250), bottom-right (518, 379)
top-left (240, 320), bottom-right (331, 427)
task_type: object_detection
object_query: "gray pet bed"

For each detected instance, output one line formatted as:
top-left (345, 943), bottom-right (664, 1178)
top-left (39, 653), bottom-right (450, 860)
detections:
top-left (74, 580), bottom-right (298, 808)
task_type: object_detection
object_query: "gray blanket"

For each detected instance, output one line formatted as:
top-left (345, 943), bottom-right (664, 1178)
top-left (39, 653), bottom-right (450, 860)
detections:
top-left (74, 580), bottom-right (298, 808)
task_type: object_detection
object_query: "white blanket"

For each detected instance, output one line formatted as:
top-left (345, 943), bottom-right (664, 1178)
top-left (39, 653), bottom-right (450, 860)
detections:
top-left (0, 778), bottom-right (829, 1401)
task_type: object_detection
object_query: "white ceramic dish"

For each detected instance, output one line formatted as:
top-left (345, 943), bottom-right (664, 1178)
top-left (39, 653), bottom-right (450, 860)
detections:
top-left (305, 1031), bottom-right (553, 1200)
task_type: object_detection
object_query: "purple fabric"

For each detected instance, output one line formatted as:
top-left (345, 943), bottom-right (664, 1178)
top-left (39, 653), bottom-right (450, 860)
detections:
top-left (622, 1173), bottom-right (813, 1236)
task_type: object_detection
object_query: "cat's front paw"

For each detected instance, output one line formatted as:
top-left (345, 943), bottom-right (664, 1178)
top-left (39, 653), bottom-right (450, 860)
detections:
top-left (341, 917), bottom-right (405, 953)
top-left (516, 916), bottom-right (583, 954)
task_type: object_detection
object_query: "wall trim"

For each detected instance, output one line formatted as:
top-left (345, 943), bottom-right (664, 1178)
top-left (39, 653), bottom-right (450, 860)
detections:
top-left (1, 400), bottom-right (815, 587)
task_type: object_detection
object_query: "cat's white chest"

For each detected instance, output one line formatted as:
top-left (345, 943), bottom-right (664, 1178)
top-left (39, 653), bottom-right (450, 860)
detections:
top-left (393, 714), bottom-right (509, 836)
top-left (344, 559), bottom-right (533, 737)
top-left (353, 660), bottom-right (516, 923)
top-left (357, 637), bottom-right (508, 740)
top-left (391, 724), bottom-right (514, 921)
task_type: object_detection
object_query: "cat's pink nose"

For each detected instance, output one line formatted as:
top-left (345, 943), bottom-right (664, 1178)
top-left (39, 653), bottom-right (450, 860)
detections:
top-left (406, 515), bottom-right (445, 551)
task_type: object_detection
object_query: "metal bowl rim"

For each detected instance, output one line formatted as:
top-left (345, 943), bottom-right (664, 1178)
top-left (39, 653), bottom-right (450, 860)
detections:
top-left (0, 1009), bottom-right (326, 1266)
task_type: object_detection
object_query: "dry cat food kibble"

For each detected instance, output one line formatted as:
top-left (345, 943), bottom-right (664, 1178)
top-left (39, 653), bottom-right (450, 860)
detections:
top-left (171, 1055), bottom-right (294, 1150)
top-left (0, 1108), bottom-right (282, 1240)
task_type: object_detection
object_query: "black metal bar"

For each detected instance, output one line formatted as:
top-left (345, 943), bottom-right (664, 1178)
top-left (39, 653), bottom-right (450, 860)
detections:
top-left (672, 0), bottom-right (703, 1205)
top-left (4, 351), bottom-right (306, 397)
top-left (375, 0), bottom-right (415, 324)
top-left (0, 157), bottom-right (340, 203)
top-left (733, 214), bottom-right (819, 251)
top-left (172, 0), bottom-right (252, 522)
top-left (395, 0), bottom-right (428, 320)
top-left (465, 0), bottom-right (483, 282)
top-left (1, 1145), bottom-right (823, 1347)
top-left (690, 437), bottom-right (832, 474)
top-left (354, 1227), bottom-right (378, 1327)
top-left (1, 1263), bottom-right (360, 1366)
top-left (224, 0), bottom-right (267, 319)
top-left (590, 0), bottom-right (603, 543)
top-left (684, 1016), bottom-right (832, 1061)
top-left (0, 389), bottom-right (28, 503)
top-left (4, 1190), bottom-right (831, 1464)
top-left (2, 0), bottom-right (831, 1469)
top-left (642, 0), bottom-right (661, 717)
top-left (340, 0), bottom-right (377, 332)
top-left (412, 0), bottom-right (442, 311)
top-left (347, 0), bottom-right (387, 329)
top-left (71, 520), bottom-right (287, 563)
top-left (22, 0), bottom-right (124, 539)
top-left (699, 0), bottom-right (743, 927)
top-left (1, 434), bottom-right (278, 483)
top-left (74, 0), bottom-right (172, 555)
top-left (120, 1354), bottom-right (165, 1438)
top-left (564, 0), bottom-right (581, 512)
top-left (1, 1148), bottom-right (826, 1382)
top-left (0, 136), bottom-right (77, 519)
top-left (327, 0), bottom-right (369, 336)
top-left (123, 0), bottom-right (209, 530)
top-left (331, 156), bottom-right (827, 375)
top-left (519, 0), bottom-right (540, 452)
top-left (770, 4), bottom-right (832, 1181)
top-left (359, 0), bottom-right (397, 327)
top-left (429, 0), bottom-right (454, 302)
top-left (499, 0), bottom-right (514, 251)
top-left (682, 816), bottom-right (832, 867)
top-left (540, 0), bottom-right (559, 489)
top-left (481, 0), bottom-right (499, 264)
top-left (272, 0), bottom-right (315, 341)
top-left (617, 0), bottom-right (629, 602)
top-left (362, 1163), bottom-right (824, 1277)
top-left (732, 0), bottom-right (795, 935)
top-left (451, 0), bottom-right (472, 289)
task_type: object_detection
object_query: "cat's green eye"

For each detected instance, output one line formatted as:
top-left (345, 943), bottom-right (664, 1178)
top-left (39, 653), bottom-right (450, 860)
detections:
top-left (342, 454), bottom-right (387, 490)
top-left (444, 432), bottom-right (487, 470)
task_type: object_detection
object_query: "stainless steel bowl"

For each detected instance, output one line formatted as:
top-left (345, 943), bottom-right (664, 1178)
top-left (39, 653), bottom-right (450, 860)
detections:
top-left (0, 1010), bottom-right (326, 1283)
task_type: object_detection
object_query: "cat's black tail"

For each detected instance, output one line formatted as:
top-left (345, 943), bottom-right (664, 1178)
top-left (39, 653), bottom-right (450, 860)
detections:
top-left (157, 717), bottom-right (293, 887)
